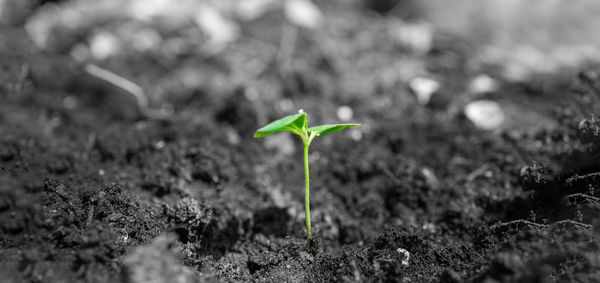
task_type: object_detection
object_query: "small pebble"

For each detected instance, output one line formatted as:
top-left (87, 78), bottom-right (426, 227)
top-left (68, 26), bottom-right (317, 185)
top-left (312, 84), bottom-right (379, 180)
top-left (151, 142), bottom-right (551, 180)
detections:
top-left (391, 20), bottom-right (433, 54)
top-left (155, 140), bottom-right (165, 150)
top-left (89, 31), bottom-right (121, 60)
top-left (464, 100), bottom-right (505, 130)
top-left (336, 106), bottom-right (353, 122)
top-left (63, 96), bottom-right (77, 109)
top-left (396, 248), bottom-right (410, 266)
top-left (350, 128), bottom-right (362, 141)
top-left (469, 74), bottom-right (498, 94)
top-left (422, 223), bottom-right (436, 233)
top-left (284, 0), bottom-right (323, 29)
top-left (421, 167), bottom-right (439, 190)
top-left (300, 251), bottom-right (314, 262)
top-left (226, 129), bottom-right (240, 145)
top-left (409, 77), bottom-right (440, 105)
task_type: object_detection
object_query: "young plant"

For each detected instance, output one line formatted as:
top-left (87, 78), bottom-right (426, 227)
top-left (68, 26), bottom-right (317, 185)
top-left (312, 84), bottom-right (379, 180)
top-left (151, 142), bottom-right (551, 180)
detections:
top-left (254, 110), bottom-right (360, 248)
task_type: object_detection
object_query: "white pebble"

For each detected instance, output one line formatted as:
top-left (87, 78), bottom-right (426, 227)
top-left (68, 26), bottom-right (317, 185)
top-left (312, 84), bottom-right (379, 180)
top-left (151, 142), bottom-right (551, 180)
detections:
top-left (464, 100), bottom-right (505, 130)
top-left (396, 248), bottom-right (410, 266)
top-left (336, 106), bottom-right (353, 122)
top-left (89, 31), bottom-right (121, 60)
top-left (284, 0), bottom-right (323, 29)
top-left (155, 140), bottom-right (166, 149)
top-left (350, 128), bottom-right (362, 141)
top-left (226, 129), bottom-right (240, 145)
top-left (469, 75), bottom-right (498, 94)
top-left (409, 77), bottom-right (440, 105)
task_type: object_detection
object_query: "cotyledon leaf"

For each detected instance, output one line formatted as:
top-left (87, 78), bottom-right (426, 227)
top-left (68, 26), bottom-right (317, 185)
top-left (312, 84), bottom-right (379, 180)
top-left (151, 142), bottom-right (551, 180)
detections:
top-left (253, 112), bottom-right (307, 138)
top-left (308, 123), bottom-right (360, 136)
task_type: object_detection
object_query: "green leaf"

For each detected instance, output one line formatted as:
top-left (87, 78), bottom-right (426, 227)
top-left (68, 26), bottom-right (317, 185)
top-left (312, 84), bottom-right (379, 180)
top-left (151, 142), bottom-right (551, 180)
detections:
top-left (308, 123), bottom-right (360, 136)
top-left (254, 112), bottom-right (307, 138)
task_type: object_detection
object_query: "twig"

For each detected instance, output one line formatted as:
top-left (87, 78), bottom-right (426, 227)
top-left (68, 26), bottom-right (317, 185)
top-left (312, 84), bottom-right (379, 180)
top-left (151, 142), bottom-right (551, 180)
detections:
top-left (86, 204), bottom-right (95, 227)
top-left (565, 193), bottom-right (600, 207)
top-left (13, 62), bottom-right (29, 94)
top-left (84, 63), bottom-right (148, 108)
top-left (84, 63), bottom-right (170, 119)
top-left (489, 219), bottom-right (549, 232)
top-left (565, 172), bottom-right (600, 186)
top-left (466, 164), bottom-right (489, 182)
top-left (82, 132), bottom-right (96, 162)
top-left (378, 162), bottom-right (401, 184)
top-left (489, 219), bottom-right (593, 234)
top-left (551, 220), bottom-right (592, 231)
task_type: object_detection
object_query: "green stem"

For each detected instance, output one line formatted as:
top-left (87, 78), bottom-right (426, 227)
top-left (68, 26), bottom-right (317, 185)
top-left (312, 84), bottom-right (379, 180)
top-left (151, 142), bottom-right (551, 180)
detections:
top-left (303, 142), bottom-right (311, 249)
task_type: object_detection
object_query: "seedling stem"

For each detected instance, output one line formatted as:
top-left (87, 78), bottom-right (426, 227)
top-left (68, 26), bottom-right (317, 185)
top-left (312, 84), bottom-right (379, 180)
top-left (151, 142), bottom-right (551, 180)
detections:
top-left (303, 142), bottom-right (311, 248)
top-left (254, 111), bottom-right (359, 249)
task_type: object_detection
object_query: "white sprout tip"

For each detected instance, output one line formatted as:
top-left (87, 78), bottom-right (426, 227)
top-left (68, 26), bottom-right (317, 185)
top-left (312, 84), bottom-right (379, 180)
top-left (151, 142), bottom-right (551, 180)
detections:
top-left (298, 109), bottom-right (304, 113)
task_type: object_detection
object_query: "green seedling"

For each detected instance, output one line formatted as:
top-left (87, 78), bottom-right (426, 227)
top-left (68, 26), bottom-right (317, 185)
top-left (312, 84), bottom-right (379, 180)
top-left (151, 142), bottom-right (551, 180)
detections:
top-left (254, 110), bottom-right (360, 249)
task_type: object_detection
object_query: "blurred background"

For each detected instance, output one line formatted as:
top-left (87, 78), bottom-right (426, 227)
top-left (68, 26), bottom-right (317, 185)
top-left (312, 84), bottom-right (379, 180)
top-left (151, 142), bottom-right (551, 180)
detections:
top-left (2, 0), bottom-right (600, 132)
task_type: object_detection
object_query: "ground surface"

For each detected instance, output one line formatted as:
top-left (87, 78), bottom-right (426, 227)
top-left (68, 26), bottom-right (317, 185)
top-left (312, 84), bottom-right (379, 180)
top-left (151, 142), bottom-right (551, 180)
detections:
top-left (2, 1), bottom-right (600, 282)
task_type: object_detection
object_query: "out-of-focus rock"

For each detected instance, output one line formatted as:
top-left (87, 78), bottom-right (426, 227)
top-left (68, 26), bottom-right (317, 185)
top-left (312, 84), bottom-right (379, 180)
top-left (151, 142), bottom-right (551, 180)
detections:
top-left (469, 74), bottom-right (498, 94)
top-left (388, 19), bottom-right (433, 54)
top-left (409, 77), bottom-right (440, 105)
top-left (350, 127), bottom-right (363, 141)
top-left (284, 0), bottom-right (323, 29)
top-left (121, 234), bottom-right (197, 283)
top-left (464, 100), bottom-right (505, 130)
top-left (194, 4), bottom-right (240, 53)
top-left (336, 106), bottom-right (354, 122)
top-left (89, 31), bottom-right (121, 60)
top-left (237, 0), bottom-right (277, 21)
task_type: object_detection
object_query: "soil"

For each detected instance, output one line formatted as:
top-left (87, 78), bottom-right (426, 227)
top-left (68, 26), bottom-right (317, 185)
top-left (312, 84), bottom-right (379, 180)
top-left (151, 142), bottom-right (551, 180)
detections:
top-left (2, 2), bottom-right (600, 283)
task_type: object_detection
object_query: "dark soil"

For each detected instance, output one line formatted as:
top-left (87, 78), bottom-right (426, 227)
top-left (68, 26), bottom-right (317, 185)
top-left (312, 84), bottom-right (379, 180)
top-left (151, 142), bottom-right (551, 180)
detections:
top-left (2, 3), bottom-right (600, 282)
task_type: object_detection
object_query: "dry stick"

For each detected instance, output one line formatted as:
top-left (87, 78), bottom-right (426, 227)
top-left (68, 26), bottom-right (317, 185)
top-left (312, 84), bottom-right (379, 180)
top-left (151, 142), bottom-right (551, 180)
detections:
top-left (565, 193), bottom-right (600, 206)
top-left (379, 162), bottom-right (402, 184)
top-left (552, 220), bottom-right (593, 230)
top-left (466, 164), bottom-right (490, 182)
top-left (84, 63), bottom-right (169, 119)
top-left (82, 132), bottom-right (96, 162)
top-left (85, 205), bottom-right (95, 227)
top-left (565, 172), bottom-right (600, 186)
top-left (84, 63), bottom-right (148, 108)
top-left (13, 62), bottom-right (29, 94)
top-left (489, 219), bottom-right (593, 233)
top-left (489, 219), bottom-right (550, 232)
